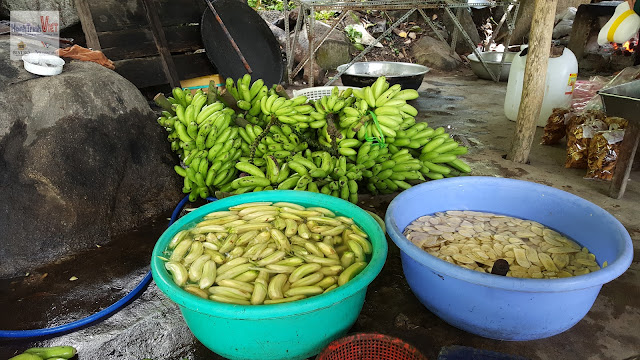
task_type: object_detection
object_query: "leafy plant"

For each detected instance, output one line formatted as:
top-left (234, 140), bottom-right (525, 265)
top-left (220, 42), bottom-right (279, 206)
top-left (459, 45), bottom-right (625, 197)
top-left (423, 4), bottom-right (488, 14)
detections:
top-left (315, 10), bottom-right (337, 20)
top-left (247, 0), bottom-right (295, 11)
top-left (345, 24), bottom-right (365, 50)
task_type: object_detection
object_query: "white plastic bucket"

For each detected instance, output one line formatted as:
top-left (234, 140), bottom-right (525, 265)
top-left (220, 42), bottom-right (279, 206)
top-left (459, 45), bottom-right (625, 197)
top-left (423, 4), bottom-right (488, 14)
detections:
top-left (504, 47), bottom-right (578, 127)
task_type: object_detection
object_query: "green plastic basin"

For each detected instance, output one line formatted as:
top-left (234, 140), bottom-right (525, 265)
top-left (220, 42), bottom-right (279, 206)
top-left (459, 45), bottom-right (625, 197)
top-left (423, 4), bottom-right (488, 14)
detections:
top-left (151, 190), bottom-right (388, 360)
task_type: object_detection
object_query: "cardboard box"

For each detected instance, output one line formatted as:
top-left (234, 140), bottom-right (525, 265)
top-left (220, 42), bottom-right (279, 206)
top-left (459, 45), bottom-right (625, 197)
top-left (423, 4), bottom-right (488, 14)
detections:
top-left (180, 74), bottom-right (224, 94)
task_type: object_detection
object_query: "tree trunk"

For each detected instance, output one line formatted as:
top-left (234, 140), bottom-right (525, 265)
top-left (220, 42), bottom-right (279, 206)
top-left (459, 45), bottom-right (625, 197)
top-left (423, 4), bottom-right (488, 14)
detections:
top-left (507, 0), bottom-right (558, 163)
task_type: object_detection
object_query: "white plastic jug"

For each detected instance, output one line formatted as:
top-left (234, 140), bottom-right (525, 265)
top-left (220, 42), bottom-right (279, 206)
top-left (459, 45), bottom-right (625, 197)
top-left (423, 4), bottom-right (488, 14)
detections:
top-left (504, 47), bottom-right (578, 127)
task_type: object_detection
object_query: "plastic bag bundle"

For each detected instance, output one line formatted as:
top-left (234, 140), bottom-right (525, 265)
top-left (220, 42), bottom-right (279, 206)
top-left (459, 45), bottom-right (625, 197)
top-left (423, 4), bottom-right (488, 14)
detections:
top-left (586, 129), bottom-right (626, 180)
top-left (541, 108), bottom-right (572, 145)
top-left (565, 110), bottom-right (607, 168)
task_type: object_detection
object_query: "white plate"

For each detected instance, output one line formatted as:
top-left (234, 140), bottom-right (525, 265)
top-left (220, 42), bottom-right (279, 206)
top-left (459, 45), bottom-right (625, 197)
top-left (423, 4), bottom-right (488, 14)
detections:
top-left (22, 53), bottom-right (65, 76)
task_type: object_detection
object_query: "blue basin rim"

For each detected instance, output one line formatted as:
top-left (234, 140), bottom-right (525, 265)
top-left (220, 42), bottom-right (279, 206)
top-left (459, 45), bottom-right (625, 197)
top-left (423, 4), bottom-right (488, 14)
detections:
top-left (152, 190), bottom-right (388, 320)
top-left (385, 177), bottom-right (634, 293)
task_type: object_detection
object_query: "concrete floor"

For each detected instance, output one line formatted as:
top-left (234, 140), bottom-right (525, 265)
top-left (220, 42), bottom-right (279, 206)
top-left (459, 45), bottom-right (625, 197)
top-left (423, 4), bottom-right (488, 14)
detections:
top-left (1, 69), bottom-right (638, 360)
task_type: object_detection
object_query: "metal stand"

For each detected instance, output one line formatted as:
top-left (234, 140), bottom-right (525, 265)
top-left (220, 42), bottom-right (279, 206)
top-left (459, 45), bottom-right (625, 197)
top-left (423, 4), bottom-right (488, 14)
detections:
top-left (285, 0), bottom-right (520, 85)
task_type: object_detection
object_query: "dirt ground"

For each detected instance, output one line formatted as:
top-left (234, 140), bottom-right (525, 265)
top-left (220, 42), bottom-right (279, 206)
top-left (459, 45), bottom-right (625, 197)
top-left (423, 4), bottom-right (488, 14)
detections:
top-left (1, 68), bottom-right (638, 360)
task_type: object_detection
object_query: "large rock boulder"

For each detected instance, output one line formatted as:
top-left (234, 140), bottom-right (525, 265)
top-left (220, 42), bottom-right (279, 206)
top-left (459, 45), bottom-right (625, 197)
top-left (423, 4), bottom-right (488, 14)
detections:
top-left (0, 41), bottom-right (182, 277)
top-left (0, 37), bottom-right (39, 85)
top-left (502, 0), bottom-right (589, 44)
top-left (287, 22), bottom-right (352, 85)
top-left (412, 36), bottom-right (462, 71)
top-left (1, 0), bottom-right (80, 30)
top-left (265, 11), bottom-right (352, 84)
top-left (442, 7), bottom-right (482, 55)
top-left (295, 20), bottom-right (351, 71)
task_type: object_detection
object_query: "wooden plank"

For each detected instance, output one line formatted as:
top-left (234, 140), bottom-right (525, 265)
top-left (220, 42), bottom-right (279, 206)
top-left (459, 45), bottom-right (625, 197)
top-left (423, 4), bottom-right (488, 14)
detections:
top-left (142, 0), bottom-right (181, 88)
top-left (88, 0), bottom-right (206, 33)
top-left (507, 0), bottom-right (557, 164)
top-left (567, 5), bottom-right (595, 60)
top-left (609, 121), bottom-right (640, 199)
top-left (113, 53), bottom-right (216, 88)
top-left (75, 0), bottom-right (102, 50)
top-left (173, 54), bottom-right (217, 81)
top-left (157, 0), bottom-right (207, 24)
top-left (99, 25), bottom-right (203, 61)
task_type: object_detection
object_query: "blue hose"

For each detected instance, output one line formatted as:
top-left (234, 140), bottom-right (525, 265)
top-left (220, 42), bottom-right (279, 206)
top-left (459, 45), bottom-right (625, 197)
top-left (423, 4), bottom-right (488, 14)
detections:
top-left (0, 195), bottom-right (216, 339)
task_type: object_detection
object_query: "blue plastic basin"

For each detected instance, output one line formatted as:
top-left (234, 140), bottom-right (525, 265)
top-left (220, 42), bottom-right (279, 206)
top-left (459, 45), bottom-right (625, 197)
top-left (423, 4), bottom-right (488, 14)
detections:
top-left (385, 177), bottom-right (633, 341)
top-left (151, 190), bottom-right (387, 360)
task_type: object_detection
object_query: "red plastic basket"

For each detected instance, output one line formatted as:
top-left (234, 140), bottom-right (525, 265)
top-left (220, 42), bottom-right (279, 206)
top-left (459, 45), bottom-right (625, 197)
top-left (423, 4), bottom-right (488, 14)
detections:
top-left (316, 333), bottom-right (428, 360)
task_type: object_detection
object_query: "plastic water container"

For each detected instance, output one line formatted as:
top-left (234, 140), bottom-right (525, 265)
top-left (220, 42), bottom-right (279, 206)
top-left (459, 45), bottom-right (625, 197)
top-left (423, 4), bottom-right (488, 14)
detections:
top-left (504, 47), bottom-right (578, 127)
top-left (597, 1), bottom-right (640, 45)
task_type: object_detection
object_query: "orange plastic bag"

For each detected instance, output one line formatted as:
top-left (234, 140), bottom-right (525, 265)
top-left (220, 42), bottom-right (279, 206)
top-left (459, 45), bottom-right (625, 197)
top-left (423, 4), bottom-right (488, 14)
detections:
top-left (56, 45), bottom-right (115, 70)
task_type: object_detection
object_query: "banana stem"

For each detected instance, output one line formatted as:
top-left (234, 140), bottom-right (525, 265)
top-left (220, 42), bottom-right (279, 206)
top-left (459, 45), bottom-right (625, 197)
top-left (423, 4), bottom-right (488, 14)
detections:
top-left (218, 89), bottom-right (242, 112)
top-left (351, 114), bottom-right (372, 132)
top-left (154, 93), bottom-right (176, 115)
top-left (249, 117), bottom-right (277, 163)
top-left (207, 81), bottom-right (219, 105)
top-left (234, 114), bottom-right (250, 127)
top-left (325, 113), bottom-right (342, 147)
top-left (292, 127), bottom-right (339, 157)
top-left (275, 85), bottom-right (290, 99)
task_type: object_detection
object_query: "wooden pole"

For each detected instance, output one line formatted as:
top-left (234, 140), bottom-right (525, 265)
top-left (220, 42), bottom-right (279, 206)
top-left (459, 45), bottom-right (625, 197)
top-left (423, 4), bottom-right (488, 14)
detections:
top-left (609, 121), bottom-right (639, 199)
top-left (506, 0), bottom-right (558, 163)
top-left (74, 0), bottom-right (101, 50)
top-left (141, 0), bottom-right (181, 89)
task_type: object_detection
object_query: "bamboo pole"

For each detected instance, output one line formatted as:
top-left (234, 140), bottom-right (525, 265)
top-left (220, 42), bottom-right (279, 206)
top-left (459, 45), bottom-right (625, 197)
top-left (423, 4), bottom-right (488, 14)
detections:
top-left (507, 0), bottom-right (558, 163)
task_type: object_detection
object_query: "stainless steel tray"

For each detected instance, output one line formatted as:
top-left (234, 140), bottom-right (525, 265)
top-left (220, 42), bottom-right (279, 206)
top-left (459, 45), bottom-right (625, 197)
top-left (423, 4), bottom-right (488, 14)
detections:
top-left (598, 79), bottom-right (640, 120)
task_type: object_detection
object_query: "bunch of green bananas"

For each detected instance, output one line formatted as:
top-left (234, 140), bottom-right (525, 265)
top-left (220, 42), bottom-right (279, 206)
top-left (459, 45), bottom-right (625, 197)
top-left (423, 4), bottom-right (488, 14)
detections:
top-left (158, 88), bottom-right (246, 201)
top-left (226, 74), bottom-right (315, 130)
top-left (342, 77), bottom-right (420, 140)
top-left (230, 149), bottom-right (362, 203)
top-left (157, 74), bottom-right (472, 203)
top-left (242, 124), bottom-right (308, 161)
top-left (226, 74), bottom-right (269, 125)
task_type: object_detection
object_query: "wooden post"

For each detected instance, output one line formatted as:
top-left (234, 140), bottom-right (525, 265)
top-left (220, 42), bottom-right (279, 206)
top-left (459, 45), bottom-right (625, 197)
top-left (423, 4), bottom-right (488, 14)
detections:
top-left (74, 0), bottom-right (101, 50)
top-left (609, 121), bottom-right (640, 199)
top-left (506, 0), bottom-right (558, 163)
top-left (141, 0), bottom-right (181, 89)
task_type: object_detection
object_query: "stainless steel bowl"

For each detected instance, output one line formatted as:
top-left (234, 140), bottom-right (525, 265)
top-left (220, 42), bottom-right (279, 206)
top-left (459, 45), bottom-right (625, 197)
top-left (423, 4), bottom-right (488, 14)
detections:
top-left (337, 61), bottom-right (430, 90)
top-left (467, 51), bottom-right (517, 81)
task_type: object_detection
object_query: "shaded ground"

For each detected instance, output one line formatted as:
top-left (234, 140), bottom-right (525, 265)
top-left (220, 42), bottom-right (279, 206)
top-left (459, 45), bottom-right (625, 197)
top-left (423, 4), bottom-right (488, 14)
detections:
top-left (1, 69), bottom-right (638, 360)
top-left (0, 216), bottom-right (167, 332)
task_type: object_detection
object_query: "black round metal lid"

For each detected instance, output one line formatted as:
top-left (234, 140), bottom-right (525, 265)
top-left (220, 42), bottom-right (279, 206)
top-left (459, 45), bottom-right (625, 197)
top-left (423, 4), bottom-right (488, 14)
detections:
top-left (200, 0), bottom-right (284, 87)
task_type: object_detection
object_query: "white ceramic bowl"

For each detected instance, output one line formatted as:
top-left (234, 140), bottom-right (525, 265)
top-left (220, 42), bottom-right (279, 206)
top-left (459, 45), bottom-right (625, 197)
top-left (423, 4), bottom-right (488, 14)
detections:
top-left (22, 53), bottom-right (65, 76)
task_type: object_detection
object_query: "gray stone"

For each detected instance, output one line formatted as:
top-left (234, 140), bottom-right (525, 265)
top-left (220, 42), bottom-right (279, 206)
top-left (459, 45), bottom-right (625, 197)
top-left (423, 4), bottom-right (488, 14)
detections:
top-left (315, 39), bottom-right (352, 71)
top-left (0, 52), bottom-right (182, 277)
top-left (258, 9), bottom-right (284, 25)
top-left (0, 36), bottom-right (39, 85)
top-left (268, 22), bottom-right (288, 47)
top-left (504, 0), bottom-right (589, 44)
top-left (36, 282), bottom-right (200, 360)
top-left (265, 12), bottom-right (352, 84)
top-left (442, 7), bottom-right (482, 55)
top-left (412, 36), bottom-right (462, 71)
top-left (286, 21), bottom-right (351, 84)
top-left (1, 0), bottom-right (79, 30)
